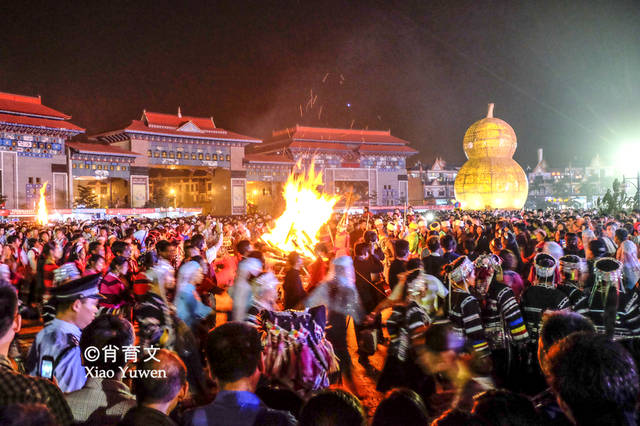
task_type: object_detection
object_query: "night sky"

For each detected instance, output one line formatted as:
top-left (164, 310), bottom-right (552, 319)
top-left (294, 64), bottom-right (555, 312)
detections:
top-left (1, 0), bottom-right (639, 169)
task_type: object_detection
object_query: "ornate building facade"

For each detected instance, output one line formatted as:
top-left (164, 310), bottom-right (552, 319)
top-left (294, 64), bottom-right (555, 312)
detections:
top-left (0, 91), bottom-right (84, 209)
top-left (247, 125), bottom-right (416, 207)
top-left (95, 109), bottom-right (260, 215)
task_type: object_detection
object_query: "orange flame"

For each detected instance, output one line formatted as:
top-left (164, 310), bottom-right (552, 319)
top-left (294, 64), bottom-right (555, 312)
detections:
top-left (36, 182), bottom-right (48, 226)
top-left (261, 162), bottom-right (339, 258)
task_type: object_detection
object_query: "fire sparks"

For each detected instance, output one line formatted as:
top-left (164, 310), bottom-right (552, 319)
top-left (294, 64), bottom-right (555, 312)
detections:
top-left (261, 162), bottom-right (339, 258)
top-left (36, 182), bottom-right (48, 226)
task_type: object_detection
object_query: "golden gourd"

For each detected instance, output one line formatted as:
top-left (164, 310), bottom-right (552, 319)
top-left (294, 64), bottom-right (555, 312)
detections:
top-left (454, 103), bottom-right (528, 210)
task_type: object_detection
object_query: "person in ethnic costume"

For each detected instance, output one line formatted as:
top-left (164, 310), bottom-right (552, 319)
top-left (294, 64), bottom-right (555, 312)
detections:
top-left (471, 254), bottom-right (528, 386)
top-left (557, 254), bottom-right (589, 315)
top-left (519, 253), bottom-right (570, 394)
top-left (443, 256), bottom-right (490, 359)
top-left (375, 258), bottom-right (440, 394)
top-left (520, 253), bottom-right (570, 344)
top-left (585, 257), bottom-right (640, 339)
top-left (305, 256), bottom-right (363, 396)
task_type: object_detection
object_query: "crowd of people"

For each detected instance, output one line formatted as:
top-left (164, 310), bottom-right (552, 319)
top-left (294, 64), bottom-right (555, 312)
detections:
top-left (0, 207), bottom-right (640, 425)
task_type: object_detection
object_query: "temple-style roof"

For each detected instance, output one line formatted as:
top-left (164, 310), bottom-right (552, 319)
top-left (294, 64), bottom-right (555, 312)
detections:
top-left (67, 141), bottom-right (140, 157)
top-left (96, 108), bottom-right (260, 144)
top-left (0, 92), bottom-right (71, 119)
top-left (0, 91), bottom-right (84, 134)
top-left (271, 125), bottom-right (409, 144)
top-left (251, 124), bottom-right (416, 157)
top-left (431, 157), bottom-right (447, 171)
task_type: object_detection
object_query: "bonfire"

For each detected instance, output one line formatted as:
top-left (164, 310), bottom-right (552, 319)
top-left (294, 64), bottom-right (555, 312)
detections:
top-left (36, 182), bottom-right (48, 226)
top-left (261, 162), bottom-right (340, 259)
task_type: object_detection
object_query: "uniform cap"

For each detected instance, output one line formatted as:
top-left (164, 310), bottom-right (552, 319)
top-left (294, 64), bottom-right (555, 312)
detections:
top-left (51, 273), bottom-right (104, 301)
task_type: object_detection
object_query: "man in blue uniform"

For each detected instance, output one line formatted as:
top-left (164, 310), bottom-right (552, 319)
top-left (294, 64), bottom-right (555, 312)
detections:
top-left (26, 274), bottom-right (102, 393)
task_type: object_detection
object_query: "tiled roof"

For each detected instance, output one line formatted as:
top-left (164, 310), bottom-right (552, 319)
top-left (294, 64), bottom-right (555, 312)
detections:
top-left (143, 111), bottom-right (217, 131)
top-left (269, 125), bottom-right (409, 145)
top-left (122, 119), bottom-right (260, 142)
top-left (243, 154), bottom-right (294, 164)
top-left (67, 142), bottom-right (140, 156)
top-left (0, 113), bottom-right (84, 132)
top-left (358, 144), bottom-right (417, 154)
top-left (0, 91), bottom-right (71, 120)
top-left (289, 141), bottom-right (357, 151)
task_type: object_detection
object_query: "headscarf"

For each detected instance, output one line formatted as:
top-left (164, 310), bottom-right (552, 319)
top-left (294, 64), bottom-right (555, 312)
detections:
top-left (559, 254), bottom-right (586, 286)
top-left (305, 256), bottom-right (363, 322)
top-left (582, 229), bottom-right (595, 253)
top-left (617, 240), bottom-right (640, 290)
top-left (543, 241), bottom-right (564, 261)
top-left (473, 254), bottom-right (502, 295)
top-left (533, 253), bottom-right (557, 287)
top-left (591, 257), bottom-right (623, 339)
top-left (250, 271), bottom-right (279, 312)
top-left (177, 260), bottom-right (202, 293)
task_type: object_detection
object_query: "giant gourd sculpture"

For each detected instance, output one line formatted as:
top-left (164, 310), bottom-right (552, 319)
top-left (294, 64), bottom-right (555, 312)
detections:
top-left (454, 103), bottom-right (528, 210)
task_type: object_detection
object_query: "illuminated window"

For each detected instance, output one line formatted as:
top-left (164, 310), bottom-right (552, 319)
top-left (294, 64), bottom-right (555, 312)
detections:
top-left (169, 151), bottom-right (175, 159)
top-left (72, 163), bottom-right (77, 168)
top-left (205, 154), bottom-right (210, 160)
top-left (79, 163), bottom-right (84, 169)
top-left (191, 153), bottom-right (197, 160)
top-left (92, 164), bottom-right (96, 170)
top-left (110, 165), bottom-right (115, 171)
top-left (121, 166), bottom-right (127, 171)
top-left (198, 153), bottom-right (203, 160)
top-left (226, 154), bottom-right (231, 161)
top-left (154, 151), bottom-right (159, 158)
top-left (147, 150), bottom-right (152, 157)
top-left (212, 154), bottom-right (217, 161)
top-left (162, 151), bottom-right (167, 158)
top-left (97, 165), bottom-right (102, 170)
top-left (177, 152), bottom-right (182, 159)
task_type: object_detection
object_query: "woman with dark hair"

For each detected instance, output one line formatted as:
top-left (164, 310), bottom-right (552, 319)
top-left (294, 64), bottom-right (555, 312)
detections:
top-left (283, 251), bottom-right (305, 310)
top-left (83, 254), bottom-right (105, 277)
top-left (498, 249), bottom-right (524, 301)
top-left (35, 242), bottom-right (61, 297)
top-left (34, 242), bottom-right (61, 319)
top-left (99, 255), bottom-right (133, 316)
top-left (65, 243), bottom-right (86, 275)
top-left (474, 225), bottom-right (490, 255)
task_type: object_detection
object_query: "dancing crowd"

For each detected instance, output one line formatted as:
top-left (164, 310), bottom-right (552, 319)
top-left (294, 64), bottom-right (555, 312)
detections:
top-left (1, 207), bottom-right (640, 425)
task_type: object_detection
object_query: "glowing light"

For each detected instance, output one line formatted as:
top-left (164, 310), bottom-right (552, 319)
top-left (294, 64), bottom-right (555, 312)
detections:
top-left (454, 103), bottom-right (528, 210)
top-left (425, 212), bottom-right (434, 222)
top-left (616, 143), bottom-right (640, 176)
top-left (346, 103), bottom-right (351, 108)
top-left (169, 188), bottom-right (176, 196)
top-left (36, 182), bottom-right (48, 226)
top-left (261, 161), bottom-right (340, 258)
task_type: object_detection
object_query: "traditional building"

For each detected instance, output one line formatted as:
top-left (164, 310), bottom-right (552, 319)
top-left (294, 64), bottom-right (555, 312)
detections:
top-left (248, 125), bottom-right (417, 206)
top-left (95, 109), bottom-right (260, 215)
top-left (243, 153), bottom-right (294, 215)
top-left (67, 141), bottom-right (140, 208)
top-left (527, 148), bottom-right (616, 209)
top-left (0, 91), bottom-right (84, 209)
top-left (408, 158), bottom-right (459, 206)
